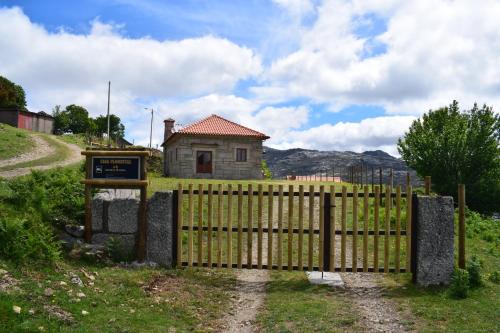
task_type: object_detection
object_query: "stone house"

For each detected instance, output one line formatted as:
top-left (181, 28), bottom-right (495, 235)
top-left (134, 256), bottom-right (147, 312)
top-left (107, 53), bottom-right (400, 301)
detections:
top-left (162, 114), bottom-right (269, 179)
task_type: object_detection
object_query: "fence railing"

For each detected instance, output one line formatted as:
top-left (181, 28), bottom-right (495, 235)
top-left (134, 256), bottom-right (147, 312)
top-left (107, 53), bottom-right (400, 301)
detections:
top-left (175, 183), bottom-right (413, 273)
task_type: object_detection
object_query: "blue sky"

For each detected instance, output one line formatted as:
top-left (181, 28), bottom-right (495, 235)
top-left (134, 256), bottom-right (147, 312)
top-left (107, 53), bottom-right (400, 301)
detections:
top-left (1, 0), bottom-right (499, 155)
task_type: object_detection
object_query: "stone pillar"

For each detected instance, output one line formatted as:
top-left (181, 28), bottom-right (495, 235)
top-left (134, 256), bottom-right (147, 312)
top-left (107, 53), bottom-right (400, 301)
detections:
top-left (146, 191), bottom-right (174, 267)
top-left (413, 195), bottom-right (454, 286)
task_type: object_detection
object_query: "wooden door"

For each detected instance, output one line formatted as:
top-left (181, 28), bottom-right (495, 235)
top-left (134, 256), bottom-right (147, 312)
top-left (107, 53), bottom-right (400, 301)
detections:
top-left (196, 151), bottom-right (212, 174)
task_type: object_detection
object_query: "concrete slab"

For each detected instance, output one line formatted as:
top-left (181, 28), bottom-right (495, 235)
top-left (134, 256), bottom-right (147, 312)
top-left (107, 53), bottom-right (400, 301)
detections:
top-left (306, 271), bottom-right (344, 287)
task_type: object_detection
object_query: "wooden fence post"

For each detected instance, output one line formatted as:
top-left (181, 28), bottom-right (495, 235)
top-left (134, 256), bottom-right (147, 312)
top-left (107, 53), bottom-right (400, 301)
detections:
top-left (458, 184), bottom-right (466, 269)
top-left (425, 176), bottom-right (431, 195)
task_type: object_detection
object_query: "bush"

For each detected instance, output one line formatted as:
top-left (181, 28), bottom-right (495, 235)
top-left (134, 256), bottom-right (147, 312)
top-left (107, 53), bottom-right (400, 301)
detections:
top-left (466, 256), bottom-right (483, 288)
top-left (261, 160), bottom-right (272, 179)
top-left (0, 217), bottom-right (60, 263)
top-left (488, 270), bottom-right (500, 284)
top-left (449, 268), bottom-right (470, 299)
top-left (106, 237), bottom-right (134, 263)
top-left (464, 209), bottom-right (499, 244)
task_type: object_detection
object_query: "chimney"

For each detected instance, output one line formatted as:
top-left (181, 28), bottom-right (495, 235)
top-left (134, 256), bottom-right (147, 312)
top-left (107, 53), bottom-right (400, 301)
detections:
top-left (164, 118), bottom-right (175, 143)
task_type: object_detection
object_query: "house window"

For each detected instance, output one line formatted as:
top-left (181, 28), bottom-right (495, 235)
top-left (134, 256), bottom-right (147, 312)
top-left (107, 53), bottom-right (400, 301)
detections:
top-left (236, 148), bottom-right (247, 162)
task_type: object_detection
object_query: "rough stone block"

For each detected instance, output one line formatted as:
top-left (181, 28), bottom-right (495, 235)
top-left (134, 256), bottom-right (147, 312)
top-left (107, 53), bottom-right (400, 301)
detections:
top-left (91, 197), bottom-right (105, 232)
top-left (414, 195), bottom-right (454, 286)
top-left (107, 199), bottom-right (139, 233)
top-left (146, 191), bottom-right (174, 267)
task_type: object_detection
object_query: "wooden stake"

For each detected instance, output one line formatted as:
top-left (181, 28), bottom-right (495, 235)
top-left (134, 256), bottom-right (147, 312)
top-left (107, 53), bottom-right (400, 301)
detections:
top-left (227, 184), bottom-right (233, 268)
top-left (197, 184), bottom-right (204, 266)
top-left (217, 184), bottom-right (223, 268)
top-left (177, 183), bottom-right (183, 267)
top-left (363, 185), bottom-right (369, 272)
top-left (384, 186), bottom-right (391, 273)
top-left (352, 185), bottom-right (358, 272)
top-left (425, 176), bottom-right (431, 195)
top-left (330, 185), bottom-right (336, 271)
top-left (341, 186), bottom-right (347, 272)
top-left (405, 185), bottom-right (412, 272)
top-left (237, 184), bottom-right (243, 269)
top-left (308, 185), bottom-right (314, 271)
top-left (288, 185), bottom-right (294, 271)
top-left (319, 185), bottom-right (325, 271)
top-left (278, 185), bottom-right (284, 270)
top-left (267, 184), bottom-right (274, 270)
top-left (458, 184), bottom-right (466, 269)
top-left (395, 186), bottom-right (401, 273)
top-left (374, 186), bottom-right (380, 272)
top-left (207, 184), bottom-right (213, 267)
top-left (247, 184), bottom-right (253, 268)
top-left (298, 185), bottom-right (304, 271)
top-left (188, 184), bottom-right (194, 267)
top-left (258, 184), bottom-right (263, 269)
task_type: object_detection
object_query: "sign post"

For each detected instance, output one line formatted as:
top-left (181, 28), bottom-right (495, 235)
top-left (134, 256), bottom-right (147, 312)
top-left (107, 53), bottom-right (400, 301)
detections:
top-left (81, 148), bottom-right (150, 261)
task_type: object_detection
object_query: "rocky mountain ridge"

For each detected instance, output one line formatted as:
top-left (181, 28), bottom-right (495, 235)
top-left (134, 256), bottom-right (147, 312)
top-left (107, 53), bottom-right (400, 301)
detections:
top-left (263, 146), bottom-right (421, 186)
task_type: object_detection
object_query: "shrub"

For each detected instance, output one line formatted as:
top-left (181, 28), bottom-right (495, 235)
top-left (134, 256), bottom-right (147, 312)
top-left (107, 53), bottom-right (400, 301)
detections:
top-left (261, 160), bottom-right (272, 179)
top-left (488, 270), bottom-right (500, 284)
top-left (0, 217), bottom-right (60, 263)
top-left (464, 209), bottom-right (499, 244)
top-left (106, 237), bottom-right (134, 263)
top-left (466, 256), bottom-right (483, 288)
top-left (449, 268), bottom-right (470, 299)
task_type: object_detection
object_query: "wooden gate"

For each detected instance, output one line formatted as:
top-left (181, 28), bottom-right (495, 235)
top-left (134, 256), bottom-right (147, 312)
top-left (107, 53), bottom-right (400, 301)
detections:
top-left (174, 183), bottom-right (412, 273)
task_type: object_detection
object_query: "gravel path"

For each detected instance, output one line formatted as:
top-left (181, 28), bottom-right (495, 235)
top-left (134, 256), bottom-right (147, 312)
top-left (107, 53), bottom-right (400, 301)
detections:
top-left (0, 135), bottom-right (55, 168)
top-left (0, 135), bottom-right (83, 178)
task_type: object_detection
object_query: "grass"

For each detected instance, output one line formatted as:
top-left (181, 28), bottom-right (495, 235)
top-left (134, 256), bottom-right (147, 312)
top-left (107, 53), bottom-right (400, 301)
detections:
top-left (0, 124), bottom-right (35, 160)
top-left (57, 134), bottom-right (87, 149)
top-left (0, 260), bottom-right (237, 332)
top-left (257, 271), bottom-right (360, 332)
top-left (382, 220), bottom-right (499, 332)
top-left (0, 134), bottom-right (73, 172)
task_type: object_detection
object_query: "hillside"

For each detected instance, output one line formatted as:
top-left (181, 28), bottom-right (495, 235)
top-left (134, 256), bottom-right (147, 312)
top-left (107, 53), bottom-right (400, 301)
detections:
top-left (263, 146), bottom-right (421, 186)
top-left (0, 124), bottom-right (35, 160)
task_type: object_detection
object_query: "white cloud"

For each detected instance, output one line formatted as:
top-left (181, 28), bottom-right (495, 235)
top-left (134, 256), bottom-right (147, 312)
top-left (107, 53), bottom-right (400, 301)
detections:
top-left (269, 115), bottom-right (416, 156)
top-left (272, 0), bottom-right (314, 16)
top-left (0, 7), bottom-right (261, 110)
top-left (257, 0), bottom-right (500, 115)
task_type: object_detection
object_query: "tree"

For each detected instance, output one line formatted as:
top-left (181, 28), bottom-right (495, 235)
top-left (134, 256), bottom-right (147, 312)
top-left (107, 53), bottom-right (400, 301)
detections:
top-left (398, 100), bottom-right (500, 213)
top-left (0, 76), bottom-right (27, 109)
top-left (52, 105), bottom-right (69, 135)
top-left (93, 114), bottom-right (125, 139)
top-left (65, 104), bottom-right (92, 134)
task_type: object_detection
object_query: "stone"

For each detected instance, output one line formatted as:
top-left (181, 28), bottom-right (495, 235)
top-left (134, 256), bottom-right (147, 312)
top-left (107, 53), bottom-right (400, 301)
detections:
top-left (65, 225), bottom-right (84, 238)
top-left (306, 271), bottom-right (344, 287)
top-left (414, 195), bottom-right (455, 286)
top-left (81, 310), bottom-right (89, 316)
top-left (12, 305), bottom-right (21, 314)
top-left (59, 231), bottom-right (83, 251)
top-left (107, 199), bottom-right (139, 233)
top-left (91, 197), bottom-right (105, 232)
top-left (69, 273), bottom-right (83, 287)
top-left (146, 191), bottom-right (174, 267)
top-left (44, 288), bottom-right (54, 297)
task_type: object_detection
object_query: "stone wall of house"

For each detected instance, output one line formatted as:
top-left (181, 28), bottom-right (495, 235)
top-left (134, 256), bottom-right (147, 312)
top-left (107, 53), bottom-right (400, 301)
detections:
top-left (164, 135), bottom-right (264, 179)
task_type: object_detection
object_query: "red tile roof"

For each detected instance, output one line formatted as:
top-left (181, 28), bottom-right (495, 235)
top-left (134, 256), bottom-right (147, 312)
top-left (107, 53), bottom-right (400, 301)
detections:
top-left (166, 114), bottom-right (269, 143)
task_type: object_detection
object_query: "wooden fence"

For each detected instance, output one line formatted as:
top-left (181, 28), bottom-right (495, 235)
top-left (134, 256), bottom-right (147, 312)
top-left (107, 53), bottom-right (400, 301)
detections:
top-left (174, 183), bottom-right (413, 273)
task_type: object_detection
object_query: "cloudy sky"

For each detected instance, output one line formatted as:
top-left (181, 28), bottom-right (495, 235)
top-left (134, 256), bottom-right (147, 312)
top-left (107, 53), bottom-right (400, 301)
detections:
top-left (1, 0), bottom-right (499, 155)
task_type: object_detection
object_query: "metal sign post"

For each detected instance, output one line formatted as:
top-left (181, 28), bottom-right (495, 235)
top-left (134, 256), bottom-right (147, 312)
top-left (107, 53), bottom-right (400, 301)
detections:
top-left (81, 148), bottom-right (150, 261)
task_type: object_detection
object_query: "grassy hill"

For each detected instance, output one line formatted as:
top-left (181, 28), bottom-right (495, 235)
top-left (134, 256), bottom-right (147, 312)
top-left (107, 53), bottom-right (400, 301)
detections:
top-left (0, 124), bottom-right (35, 160)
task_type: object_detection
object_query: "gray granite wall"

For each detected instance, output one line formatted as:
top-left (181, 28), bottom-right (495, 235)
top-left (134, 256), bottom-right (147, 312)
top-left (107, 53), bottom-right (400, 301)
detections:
top-left (91, 190), bottom-right (174, 267)
top-left (413, 195), bottom-right (455, 286)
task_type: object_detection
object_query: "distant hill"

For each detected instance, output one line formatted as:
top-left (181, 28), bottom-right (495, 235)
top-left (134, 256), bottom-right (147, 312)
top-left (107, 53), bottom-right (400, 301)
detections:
top-left (263, 146), bottom-right (421, 186)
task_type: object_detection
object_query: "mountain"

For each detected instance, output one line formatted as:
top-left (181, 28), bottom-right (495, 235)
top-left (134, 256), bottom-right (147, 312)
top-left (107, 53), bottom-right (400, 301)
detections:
top-left (263, 147), bottom-right (421, 187)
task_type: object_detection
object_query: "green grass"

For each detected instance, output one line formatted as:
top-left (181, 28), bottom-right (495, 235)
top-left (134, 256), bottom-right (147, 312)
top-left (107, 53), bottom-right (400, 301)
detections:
top-left (0, 260), bottom-right (237, 332)
top-left (257, 271), bottom-right (360, 332)
top-left (0, 124), bottom-right (35, 160)
top-left (382, 220), bottom-right (499, 332)
top-left (0, 134), bottom-right (73, 172)
top-left (57, 134), bottom-right (87, 149)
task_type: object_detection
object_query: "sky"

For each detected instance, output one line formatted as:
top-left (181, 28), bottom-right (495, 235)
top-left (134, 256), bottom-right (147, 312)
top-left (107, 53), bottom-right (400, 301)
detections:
top-left (1, 0), bottom-right (499, 156)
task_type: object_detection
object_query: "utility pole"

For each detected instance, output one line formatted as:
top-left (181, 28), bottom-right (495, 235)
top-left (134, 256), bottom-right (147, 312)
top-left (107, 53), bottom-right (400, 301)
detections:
top-left (145, 108), bottom-right (154, 151)
top-left (107, 81), bottom-right (111, 147)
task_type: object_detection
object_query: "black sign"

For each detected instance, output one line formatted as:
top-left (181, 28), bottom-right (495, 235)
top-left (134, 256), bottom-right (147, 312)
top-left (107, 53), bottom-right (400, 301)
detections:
top-left (92, 156), bottom-right (140, 180)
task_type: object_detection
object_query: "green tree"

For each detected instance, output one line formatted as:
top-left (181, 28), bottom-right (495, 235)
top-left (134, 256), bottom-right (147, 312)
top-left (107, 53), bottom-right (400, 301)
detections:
top-left (398, 100), bottom-right (500, 213)
top-left (94, 114), bottom-right (125, 139)
top-left (52, 105), bottom-right (69, 134)
top-left (0, 76), bottom-right (27, 109)
top-left (65, 104), bottom-right (92, 134)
